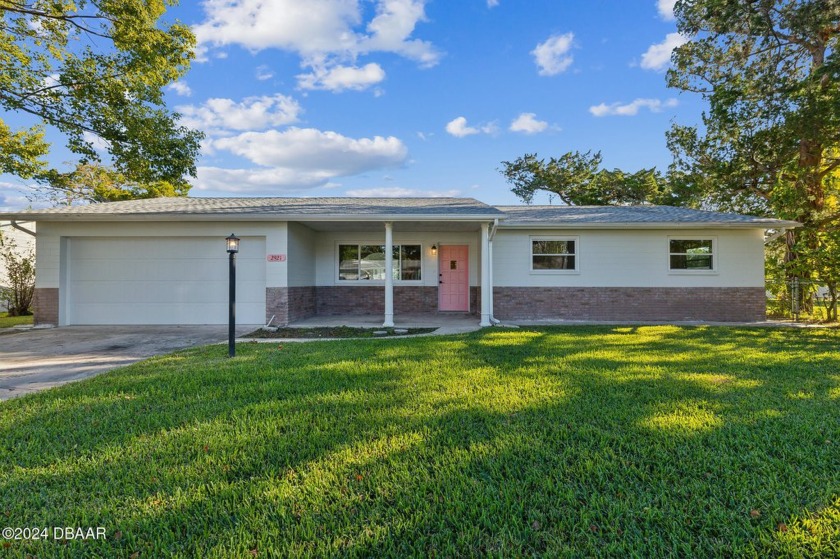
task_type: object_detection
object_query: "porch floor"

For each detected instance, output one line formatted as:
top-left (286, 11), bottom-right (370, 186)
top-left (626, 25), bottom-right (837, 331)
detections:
top-left (287, 313), bottom-right (482, 334)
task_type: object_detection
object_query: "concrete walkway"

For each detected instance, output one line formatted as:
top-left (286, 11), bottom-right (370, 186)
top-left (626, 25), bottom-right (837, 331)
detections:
top-left (286, 312), bottom-right (483, 335)
top-left (0, 325), bottom-right (257, 401)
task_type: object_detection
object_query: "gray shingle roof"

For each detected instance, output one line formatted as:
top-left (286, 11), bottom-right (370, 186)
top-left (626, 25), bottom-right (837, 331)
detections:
top-left (0, 197), bottom-right (798, 228)
top-left (495, 205), bottom-right (798, 228)
top-left (2, 197), bottom-right (504, 220)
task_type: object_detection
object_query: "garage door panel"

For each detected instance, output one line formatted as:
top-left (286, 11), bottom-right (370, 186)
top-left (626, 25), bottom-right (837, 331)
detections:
top-left (67, 237), bottom-right (266, 325)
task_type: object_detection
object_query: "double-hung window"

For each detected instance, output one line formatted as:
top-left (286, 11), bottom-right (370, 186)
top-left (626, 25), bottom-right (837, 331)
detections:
top-left (669, 238), bottom-right (714, 271)
top-left (531, 237), bottom-right (577, 272)
top-left (338, 244), bottom-right (422, 281)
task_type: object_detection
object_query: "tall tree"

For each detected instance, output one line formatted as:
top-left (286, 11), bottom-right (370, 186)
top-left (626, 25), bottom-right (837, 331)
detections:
top-left (500, 150), bottom-right (682, 206)
top-left (34, 162), bottom-right (191, 205)
top-left (0, 0), bottom-right (202, 193)
top-left (667, 0), bottom-right (840, 315)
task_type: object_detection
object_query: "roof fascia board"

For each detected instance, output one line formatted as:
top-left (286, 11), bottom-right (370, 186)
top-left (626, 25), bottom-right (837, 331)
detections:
top-left (497, 221), bottom-right (801, 230)
top-left (0, 213), bottom-right (504, 222)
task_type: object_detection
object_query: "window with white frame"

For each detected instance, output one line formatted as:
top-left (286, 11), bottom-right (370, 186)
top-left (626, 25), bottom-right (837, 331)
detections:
top-left (669, 238), bottom-right (714, 271)
top-left (338, 244), bottom-right (422, 281)
top-left (531, 237), bottom-right (577, 271)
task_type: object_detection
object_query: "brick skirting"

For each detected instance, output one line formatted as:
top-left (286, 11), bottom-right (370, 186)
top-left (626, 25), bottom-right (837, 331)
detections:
top-left (33, 287), bottom-right (59, 326)
top-left (492, 287), bottom-right (766, 322)
top-left (288, 286), bottom-right (316, 322)
top-left (315, 286), bottom-right (480, 316)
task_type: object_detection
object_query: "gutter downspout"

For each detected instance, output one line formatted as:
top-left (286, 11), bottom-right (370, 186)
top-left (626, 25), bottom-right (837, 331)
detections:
top-left (10, 220), bottom-right (36, 237)
top-left (488, 219), bottom-right (500, 325)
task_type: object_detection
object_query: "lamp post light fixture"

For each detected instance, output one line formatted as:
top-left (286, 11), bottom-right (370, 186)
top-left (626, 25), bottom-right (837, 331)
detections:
top-left (226, 234), bottom-right (240, 358)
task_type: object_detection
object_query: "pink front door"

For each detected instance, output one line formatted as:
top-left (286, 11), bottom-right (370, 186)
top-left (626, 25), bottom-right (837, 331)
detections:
top-left (438, 245), bottom-right (469, 311)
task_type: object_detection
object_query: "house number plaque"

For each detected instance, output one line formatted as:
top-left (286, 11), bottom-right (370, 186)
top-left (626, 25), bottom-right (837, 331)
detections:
top-left (267, 254), bottom-right (287, 262)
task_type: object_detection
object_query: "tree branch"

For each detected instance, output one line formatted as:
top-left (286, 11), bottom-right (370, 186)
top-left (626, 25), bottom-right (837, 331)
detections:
top-left (0, 1), bottom-right (115, 39)
top-left (0, 90), bottom-right (101, 137)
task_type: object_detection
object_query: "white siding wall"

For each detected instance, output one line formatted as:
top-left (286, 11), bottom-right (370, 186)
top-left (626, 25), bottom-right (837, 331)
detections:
top-left (287, 222), bottom-right (316, 287)
top-left (313, 231), bottom-right (480, 287)
top-left (492, 228), bottom-right (766, 288)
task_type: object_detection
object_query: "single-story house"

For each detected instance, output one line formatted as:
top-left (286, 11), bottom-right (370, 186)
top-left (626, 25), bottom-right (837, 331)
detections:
top-left (0, 197), bottom-right (798, 326)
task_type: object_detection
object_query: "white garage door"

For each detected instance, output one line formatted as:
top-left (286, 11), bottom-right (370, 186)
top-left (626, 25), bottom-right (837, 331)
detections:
top-left (66, 237), bottom-right (266, 325)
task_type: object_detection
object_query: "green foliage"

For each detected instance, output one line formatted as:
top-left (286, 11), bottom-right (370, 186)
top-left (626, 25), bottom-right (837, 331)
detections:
top-left (667, 0), bottom-right (840, 314)
top-left (0, 312), bottom-right (33, 328)
top-left (34, 162), bottom-right (190, 205)
top-left (0, 0), bottom-right (202, 191)
top-left (0, 119), bottom-right (48, 178)
top-left (0, 234), bottom-right (35, 316)
top-left (1, 327), bottom-right (838, 557)
top-left (500, 150), bottom-right (684, 206)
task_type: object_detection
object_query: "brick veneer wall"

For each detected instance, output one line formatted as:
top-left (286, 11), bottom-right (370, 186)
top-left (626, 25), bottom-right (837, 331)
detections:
top-left (33, 287), bottom-right (59, 326)
top-left (315, 286), bottom-right (481, 316)
top-left (265, 287), bottom-right (288, 325)
top-left (288, 286), bottom-right (316, 322)
top-left (492, 287), bottom-right (766, 322)
top-left (265, 287), bottom-right (318, 325)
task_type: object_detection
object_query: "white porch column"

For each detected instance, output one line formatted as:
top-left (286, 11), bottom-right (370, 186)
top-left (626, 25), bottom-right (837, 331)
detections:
top-left (383, 221), bottom-right (395, 327)
top-left (480, 222), bottom-right (491, 327)
top-left (488, 238), bottom-right (494, 322)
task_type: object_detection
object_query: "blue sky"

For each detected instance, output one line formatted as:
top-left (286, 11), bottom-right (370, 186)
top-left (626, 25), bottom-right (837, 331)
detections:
top-left (1, 0), bottom-right (704, 211)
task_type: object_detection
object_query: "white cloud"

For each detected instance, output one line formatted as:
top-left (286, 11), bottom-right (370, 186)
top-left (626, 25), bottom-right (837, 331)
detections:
top-left (297, 62), bottom-right (386, 92)
top-left (255, 65), bottom-right (274, 81)
top-left (0, 181), bottom-right (41, 212)
top-left (532, 32), bottom-right (575, 76)
top-left (177, 94), bottom-right (302, 134)
top-left (210, 127), bottom-right (408, 174)
top-left (487, 0), bottom-right (500, 7)
top-left (640, 32), bottom-right (688, 71)
top-left (509, 113), bottom-right (548, 134)
top-left (194, 167), bottom-right (331, 193)
top-left (83, 131), bottom-right (111, 152)
top-left (360, 0), bottom-right (440, 68)
top-left (589, 98), bottom-right (678, 117)
top-left (446, 116), bottom-right (478, 137)
top-left (167, 80), bottom-right (192, 96)
top-left (194, 0), bottom-right (440, 67)
top-left (346, 187), bottom-right (461, 197)
top-left (445, 116), bottom-right (496, 137)
top-left (194, 128), bottom-right (408, 194)
top-left (657, 0), bottom-right (677, 20)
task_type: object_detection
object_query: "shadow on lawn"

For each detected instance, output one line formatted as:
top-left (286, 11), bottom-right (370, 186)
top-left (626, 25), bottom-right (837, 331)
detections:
top-left (0, 327), bottom-right (838, 557)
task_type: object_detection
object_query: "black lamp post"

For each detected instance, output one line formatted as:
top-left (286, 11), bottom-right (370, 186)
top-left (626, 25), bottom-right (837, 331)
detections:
top-left (226, 233), bottom-right (240, 357)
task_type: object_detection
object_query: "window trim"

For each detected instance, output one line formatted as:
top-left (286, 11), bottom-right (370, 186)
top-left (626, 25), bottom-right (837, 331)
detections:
top-left (667, 236), bottom-right (718, 274)
top-left (335, 241), bottom-right (424, 284)
top-left (529, 235), bottom-right (580, 274)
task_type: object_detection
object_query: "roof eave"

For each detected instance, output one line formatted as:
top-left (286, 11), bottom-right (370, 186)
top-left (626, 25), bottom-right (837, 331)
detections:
top-left (0, 212), bottom-right (504, 222)
top-left (497, 220), bottom-right (801, 229)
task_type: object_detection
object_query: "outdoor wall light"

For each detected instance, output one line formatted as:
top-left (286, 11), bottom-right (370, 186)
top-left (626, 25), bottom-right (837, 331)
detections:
top-left (226, 233), bottom-right (240, 254)
top-left (431, 244), bottom-right (438, 255)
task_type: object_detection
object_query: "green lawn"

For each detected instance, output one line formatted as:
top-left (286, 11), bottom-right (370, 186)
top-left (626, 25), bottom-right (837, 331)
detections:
top-left (1, 326), bottom-right (838, 558)
top-left (0, 312), bottom-right (33, 328)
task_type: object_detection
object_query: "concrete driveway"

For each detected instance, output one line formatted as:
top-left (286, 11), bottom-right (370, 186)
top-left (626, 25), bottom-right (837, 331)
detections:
top-left (0, 325), bottom-right (258, 401)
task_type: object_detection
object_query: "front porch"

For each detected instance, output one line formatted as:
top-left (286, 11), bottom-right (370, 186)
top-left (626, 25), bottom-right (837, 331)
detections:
top-left (274, 214), bottom-right (499, 328)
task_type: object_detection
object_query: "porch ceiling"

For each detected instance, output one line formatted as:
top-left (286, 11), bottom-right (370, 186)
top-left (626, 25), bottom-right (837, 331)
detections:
top-left (296, 220), bottom-right (486, 232)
